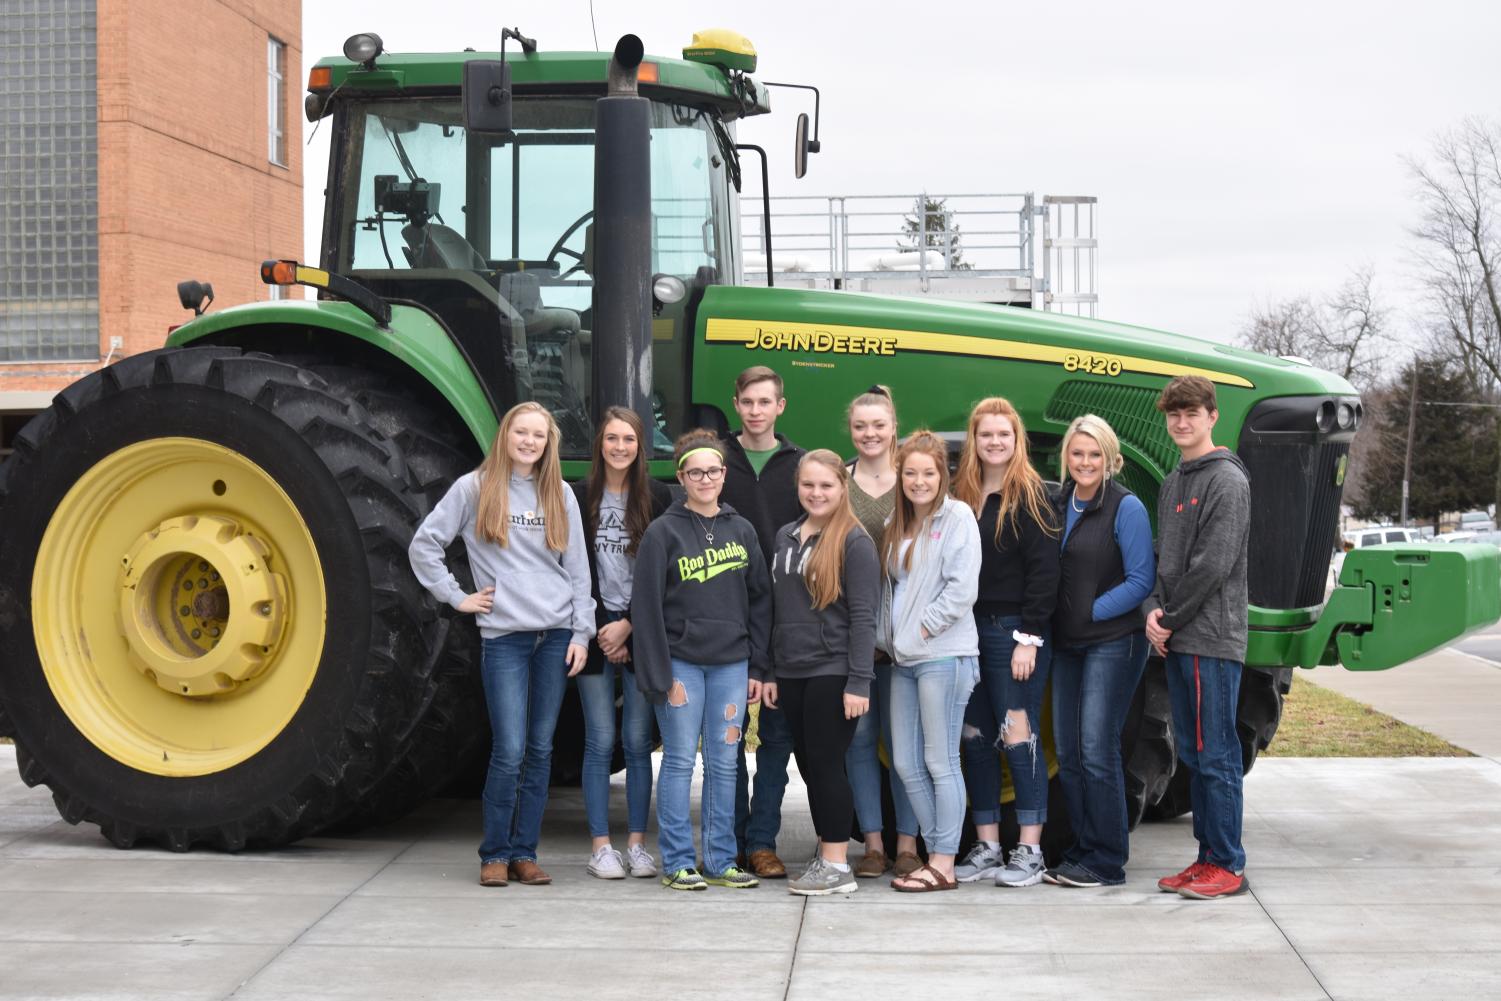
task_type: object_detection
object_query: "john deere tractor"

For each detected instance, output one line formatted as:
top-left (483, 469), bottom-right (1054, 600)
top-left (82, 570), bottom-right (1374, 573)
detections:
top-left (0, 30), bottom-right (1495, 851)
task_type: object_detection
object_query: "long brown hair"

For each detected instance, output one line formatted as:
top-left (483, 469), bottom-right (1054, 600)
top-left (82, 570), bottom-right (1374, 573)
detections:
top-left (475, 402), bottom-right (570, 551)
top-left (953, 397), bottom-right (1058, 542)
top-left (797, 450), bottom-right (865, 610)
top-left (584, 406), bottom-right (655, 557)
top-left (884, 430), bottom-right (950, 574)
top-left (846, 384), bottom-right (899, 465)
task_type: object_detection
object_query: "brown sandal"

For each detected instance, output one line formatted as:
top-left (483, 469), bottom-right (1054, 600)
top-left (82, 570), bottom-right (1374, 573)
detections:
top-left (891, 863), bottom-right (957, 893)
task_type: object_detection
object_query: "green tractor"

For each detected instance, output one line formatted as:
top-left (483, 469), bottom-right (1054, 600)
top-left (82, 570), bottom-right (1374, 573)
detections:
top-left (0, 30), bottom-right (1495, 851)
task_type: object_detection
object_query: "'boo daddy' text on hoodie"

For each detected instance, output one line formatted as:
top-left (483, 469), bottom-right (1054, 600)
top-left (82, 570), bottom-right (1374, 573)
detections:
top-left (408, 470), bottom-right (596, 647)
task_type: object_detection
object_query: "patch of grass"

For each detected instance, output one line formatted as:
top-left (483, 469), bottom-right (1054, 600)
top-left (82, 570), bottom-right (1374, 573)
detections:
top-left (1265, 674), bottom-right (1472, 758)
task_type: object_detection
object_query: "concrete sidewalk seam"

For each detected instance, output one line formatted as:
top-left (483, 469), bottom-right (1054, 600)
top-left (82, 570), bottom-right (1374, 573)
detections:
top-left (1250, 883), bottom-right (1335, 1001)
top-left (782, 895), bottom-right (807, 1001)
top-left (222, 845), bottom-right (409, 1000)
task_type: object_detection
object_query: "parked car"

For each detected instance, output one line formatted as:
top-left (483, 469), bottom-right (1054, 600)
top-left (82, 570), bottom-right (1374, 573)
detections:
top-left (1459, 510), bottom-right (1496, 533)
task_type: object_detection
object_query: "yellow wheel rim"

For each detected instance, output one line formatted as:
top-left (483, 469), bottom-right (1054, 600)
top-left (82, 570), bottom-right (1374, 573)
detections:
top-left (33, 437), bottom-right (326, 776)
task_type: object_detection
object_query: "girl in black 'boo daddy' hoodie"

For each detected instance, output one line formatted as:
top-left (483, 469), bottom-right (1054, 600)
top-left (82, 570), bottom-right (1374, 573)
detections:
top-left (631, 430), bottom-right (771, 892)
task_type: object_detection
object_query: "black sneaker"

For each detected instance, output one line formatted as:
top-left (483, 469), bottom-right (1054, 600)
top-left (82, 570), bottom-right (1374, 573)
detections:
top-left (1052, 861), bottom-right (1105, 888)
top-left (1041, 866), bottom-right (1062, 885)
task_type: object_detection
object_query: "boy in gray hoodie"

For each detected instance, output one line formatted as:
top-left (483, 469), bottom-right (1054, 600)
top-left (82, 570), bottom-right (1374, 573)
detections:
top-left (1143, 376), bottom-right (1252, 900)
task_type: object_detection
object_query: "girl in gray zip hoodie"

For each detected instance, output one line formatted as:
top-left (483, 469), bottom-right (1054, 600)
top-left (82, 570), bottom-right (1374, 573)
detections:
top-left (408, 402), bottom-right (594, 887)
top-left (876, 431), bottom-right (981, 891)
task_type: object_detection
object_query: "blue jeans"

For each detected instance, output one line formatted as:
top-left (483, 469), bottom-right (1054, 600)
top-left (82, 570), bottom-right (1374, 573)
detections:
top-left (961, 615), bottom-right (1052, 828)
top-left (576, 611), bottom-right (656, 838)
top-left (734, 693), bottom-right (793, 854)
top-left (1164, 652), bottom-right (1246, 873)
top-left (654, 659), bottom-right (748, 876)
top-left (1052, 631), bottom-right (1150, 884)
top-left (477, 629), bottom-right (571, 864)
top-left (846, 659), bottom-right (918, 837)
top-left (889, 656), bottom-right (978, 856)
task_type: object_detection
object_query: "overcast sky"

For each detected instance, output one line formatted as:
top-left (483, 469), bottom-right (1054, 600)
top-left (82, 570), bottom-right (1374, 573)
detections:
top-left (302, 1), bottom-right (1501, 350)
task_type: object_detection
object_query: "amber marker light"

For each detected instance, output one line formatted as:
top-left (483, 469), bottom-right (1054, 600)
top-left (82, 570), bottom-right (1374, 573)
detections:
top-left (260, 260), bottom-right (299, 285)
top-left (637, 62), bottom-right (659, 84)
top-left (308, 66), bottom-right (332, 90)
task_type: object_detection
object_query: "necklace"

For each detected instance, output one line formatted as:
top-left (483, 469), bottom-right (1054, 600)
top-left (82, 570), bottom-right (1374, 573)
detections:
top-left (692, 510), bottom-right (719, 545)
top-left (1071, 490), bottom-right (1091, 513)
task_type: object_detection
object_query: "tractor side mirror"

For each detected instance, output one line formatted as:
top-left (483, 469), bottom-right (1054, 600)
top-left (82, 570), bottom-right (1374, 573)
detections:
top-left (463, 60), bottom-right (513, 136)
top-left (794, 113), bottom-right (811, 179)
top-left (177, 280), bottom-right (214, 316)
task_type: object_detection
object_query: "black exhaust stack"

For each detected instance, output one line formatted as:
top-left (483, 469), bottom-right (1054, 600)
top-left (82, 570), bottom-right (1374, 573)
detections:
top-left (591, 35), bottom-right (654, 438)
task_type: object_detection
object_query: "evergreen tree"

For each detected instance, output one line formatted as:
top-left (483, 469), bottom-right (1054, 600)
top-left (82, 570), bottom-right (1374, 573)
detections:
top-left (1353, 357), bottom-right (1499, 525)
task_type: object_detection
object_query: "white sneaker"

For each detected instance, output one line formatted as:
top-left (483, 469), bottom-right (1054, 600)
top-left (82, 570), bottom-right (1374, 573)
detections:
top-left (588, 845), bottom-right (627, 880)
top-left (626, 843), bottom-right (658, 878)
top-left (954, 841), bottom-right (1006, 883)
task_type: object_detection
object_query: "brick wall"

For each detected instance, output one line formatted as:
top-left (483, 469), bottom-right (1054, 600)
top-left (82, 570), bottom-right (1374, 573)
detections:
top-left (0, 0), bottom-right (302, 399)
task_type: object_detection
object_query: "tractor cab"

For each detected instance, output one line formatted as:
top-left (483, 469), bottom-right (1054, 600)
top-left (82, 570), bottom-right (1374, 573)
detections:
top-left (309, 33), bottom-right (773, 456)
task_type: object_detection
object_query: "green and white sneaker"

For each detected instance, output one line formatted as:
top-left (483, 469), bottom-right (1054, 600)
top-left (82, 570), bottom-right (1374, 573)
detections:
top-left (704, 865), bottom-right (760, 889)
top-left (788, 857), bottom-right (858, 896)
top-left (661, 867), bottom-right (708, 891)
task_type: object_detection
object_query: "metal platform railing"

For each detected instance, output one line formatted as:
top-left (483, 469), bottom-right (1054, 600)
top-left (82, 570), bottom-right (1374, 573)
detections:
top-left (738, 192), bottom-right (1098, 315)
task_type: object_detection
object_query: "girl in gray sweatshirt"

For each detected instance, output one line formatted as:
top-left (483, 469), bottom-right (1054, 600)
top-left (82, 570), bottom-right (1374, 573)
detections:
top-left (877, 431), bottom-right (981, 892)
top-left (408, 402), bottom-right (594, 888)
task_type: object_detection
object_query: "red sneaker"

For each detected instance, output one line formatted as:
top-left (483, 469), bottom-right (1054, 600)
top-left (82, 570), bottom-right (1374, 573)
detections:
top-left (1177, 863), bottom-right (1248, 899)
top-left (1157, 861), bottom-right (1207, 893)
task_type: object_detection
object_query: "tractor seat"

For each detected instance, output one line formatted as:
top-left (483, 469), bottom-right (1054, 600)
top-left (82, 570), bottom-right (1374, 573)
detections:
top-left (400, 222), bottom-right (488, 271)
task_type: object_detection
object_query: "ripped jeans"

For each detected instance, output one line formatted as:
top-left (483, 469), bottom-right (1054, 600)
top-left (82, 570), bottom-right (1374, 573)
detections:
top-left (653, 658), bottom-right (748, 877)
top-left (961, 615), bottom-right (1052, 828)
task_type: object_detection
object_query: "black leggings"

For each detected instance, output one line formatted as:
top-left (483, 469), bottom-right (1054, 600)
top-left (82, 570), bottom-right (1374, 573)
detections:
top-left (778, 675), bottom-right (860, 844)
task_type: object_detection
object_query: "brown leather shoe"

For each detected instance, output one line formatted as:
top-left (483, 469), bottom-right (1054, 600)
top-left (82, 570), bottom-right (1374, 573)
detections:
top-left (747, 849), bottom-right (787, 879)
top-left (893, 851), bottom-right (923, 877)
top-left (510, 859), bottom-right (552, 885)
top-left (854, 849), bottom-right (891, 878)
top-left (479, 861), bottom-right (509, 887)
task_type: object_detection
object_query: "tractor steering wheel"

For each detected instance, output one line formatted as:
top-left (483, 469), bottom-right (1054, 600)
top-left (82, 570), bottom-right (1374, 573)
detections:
top-left (546, 210), bottom-right (594, 279)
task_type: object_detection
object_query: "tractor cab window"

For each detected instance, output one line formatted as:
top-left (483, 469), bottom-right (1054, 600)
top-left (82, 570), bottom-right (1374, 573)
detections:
top-left (333, 96), bottom-right (731, 457)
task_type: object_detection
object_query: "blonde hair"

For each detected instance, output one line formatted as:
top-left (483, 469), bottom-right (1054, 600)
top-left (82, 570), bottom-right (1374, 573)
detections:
top-left (475, 402), bottom-right (570, 551)
top-left (885, 430), bottom-right (950, 574)
top-left (954, 397), bottom-right (1058, 541)
top-left (797, 450), bottom-right (865, 610)
top-left (846, 385), bottom-right (899, 465)
top-left (1059, 413), bottom-right (1126, 485)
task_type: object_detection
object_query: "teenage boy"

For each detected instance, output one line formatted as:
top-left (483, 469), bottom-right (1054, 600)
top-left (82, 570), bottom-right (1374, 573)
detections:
top-left (721, 365), bottom-right (805, 879)
top-left (1144, 375), bottom-right (1252, 900)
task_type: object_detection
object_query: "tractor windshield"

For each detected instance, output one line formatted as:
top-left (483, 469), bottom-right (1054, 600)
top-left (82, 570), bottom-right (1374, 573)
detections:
top-left (326, 95), bottom-right (735, 454)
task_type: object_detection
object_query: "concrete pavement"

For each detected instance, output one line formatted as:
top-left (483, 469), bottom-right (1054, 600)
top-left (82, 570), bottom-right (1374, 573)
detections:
top-left (3, 743), bottom-right (1501, 1001)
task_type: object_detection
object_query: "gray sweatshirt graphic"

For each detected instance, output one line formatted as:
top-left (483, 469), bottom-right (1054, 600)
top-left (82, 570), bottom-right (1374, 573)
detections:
top-left (1143, 448), bottom-right (1250, 662)
top-left (408, 471), bottom-right (596, 647)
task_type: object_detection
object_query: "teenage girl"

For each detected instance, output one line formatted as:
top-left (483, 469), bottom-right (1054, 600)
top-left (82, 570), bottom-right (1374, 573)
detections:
top-left (631, 430), bottom-right (772, 891)
top-left (1049, 414), bottom-right (1155, 887)
top-left (767, 450), bottom-right (880, 896)
top-left (952, 397), bottom-right (1061, 887)
top-left (408, 401), bottom-right (595, 889)
top-left (843, 386), bottom-right (921, 878)
top-left (879, 430), bottom-right (982, 892)
top-left (572, 406), bottom-right (672, 880)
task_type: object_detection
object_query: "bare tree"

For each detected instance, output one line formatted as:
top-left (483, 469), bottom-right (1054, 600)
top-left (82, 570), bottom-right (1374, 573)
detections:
top-left (1408, 117), bottom-right (1501, 508)
top-left (1239, 266), bottom-right (1390, 391)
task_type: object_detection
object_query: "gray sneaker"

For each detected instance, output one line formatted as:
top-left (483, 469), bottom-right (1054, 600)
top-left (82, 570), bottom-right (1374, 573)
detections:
top-left (788, 857), bottom-right (858, 896)
top-left (954, 841), bottom-right (1006, 883)
top-left (587, 845), bottom-right (627, 880)
top-left (626, 843), bottom-right (658, 878)
top-left (994, 845), bottom-right (1047, 887)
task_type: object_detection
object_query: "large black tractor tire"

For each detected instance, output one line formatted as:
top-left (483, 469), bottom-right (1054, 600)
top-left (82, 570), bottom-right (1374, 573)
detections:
top-left (1143, 664), bottom-right (1293, 821)
top-left (283, 362), bottom-right (487, 828)
top-left (0, 347), bottom-right (442, 850)
top-left (1121, 657), bottom-right (1177, 829)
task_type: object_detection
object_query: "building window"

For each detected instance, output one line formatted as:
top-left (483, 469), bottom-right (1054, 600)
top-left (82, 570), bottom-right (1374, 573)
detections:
top-left (268, 37), bottom-right (287, 166)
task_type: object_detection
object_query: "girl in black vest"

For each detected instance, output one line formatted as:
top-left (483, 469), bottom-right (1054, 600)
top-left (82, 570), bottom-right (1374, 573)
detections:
top-left (1048, 414), bottom-right (1156, 887)
top-left (572, 407), bottom-right (672, 880)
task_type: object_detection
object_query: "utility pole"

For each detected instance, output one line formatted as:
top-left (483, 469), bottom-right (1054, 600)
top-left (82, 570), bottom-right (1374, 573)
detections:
top-left (1401, 361), bottom-right (1419, 527)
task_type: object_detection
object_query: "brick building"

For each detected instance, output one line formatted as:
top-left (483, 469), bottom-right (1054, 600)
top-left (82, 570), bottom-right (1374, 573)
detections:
top-left (0, 0), bottom-right (302, 450)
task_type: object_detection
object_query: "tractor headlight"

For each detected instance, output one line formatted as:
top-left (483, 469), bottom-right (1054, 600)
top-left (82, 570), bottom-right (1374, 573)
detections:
top-left (652, 274), bottom-right (687, 306)
top-left (344, 33), bottom-right (383, 68)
